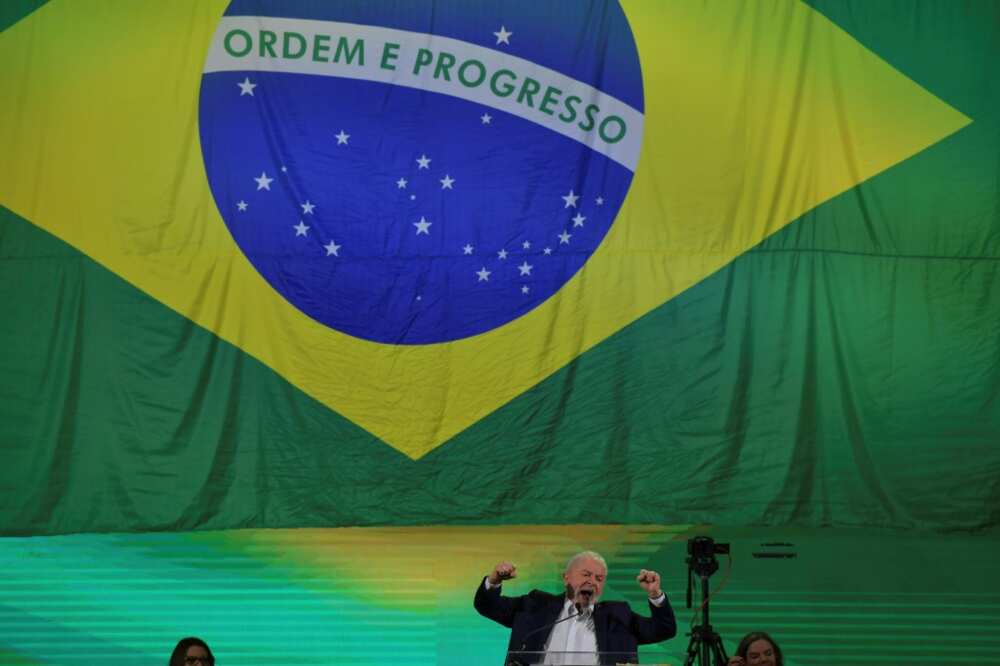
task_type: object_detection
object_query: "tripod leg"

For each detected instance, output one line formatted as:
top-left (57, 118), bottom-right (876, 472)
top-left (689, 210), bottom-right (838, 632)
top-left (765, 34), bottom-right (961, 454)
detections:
top-left (683, 635), bottom-right (699, 666)
top-left (709, 636), bottom-right (728, 666)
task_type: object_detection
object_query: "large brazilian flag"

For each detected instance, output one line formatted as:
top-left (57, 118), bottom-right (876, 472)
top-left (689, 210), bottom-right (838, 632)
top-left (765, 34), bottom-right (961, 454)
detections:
top-left (1, 1), bottom-right (999, 664)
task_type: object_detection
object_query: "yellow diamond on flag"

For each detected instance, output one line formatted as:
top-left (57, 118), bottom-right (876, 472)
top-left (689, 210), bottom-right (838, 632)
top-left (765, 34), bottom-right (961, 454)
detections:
top-left (0, 0), bottom-right (969, 459)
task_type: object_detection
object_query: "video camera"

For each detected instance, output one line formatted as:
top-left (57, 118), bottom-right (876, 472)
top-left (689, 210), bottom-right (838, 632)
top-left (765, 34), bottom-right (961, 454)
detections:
top-left (686, 536), bottom-right (730, 577)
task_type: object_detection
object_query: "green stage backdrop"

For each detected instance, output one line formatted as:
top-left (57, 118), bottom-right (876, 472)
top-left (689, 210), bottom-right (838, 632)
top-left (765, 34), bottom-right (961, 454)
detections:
top-left (1, 1), bottom-right (999, 664)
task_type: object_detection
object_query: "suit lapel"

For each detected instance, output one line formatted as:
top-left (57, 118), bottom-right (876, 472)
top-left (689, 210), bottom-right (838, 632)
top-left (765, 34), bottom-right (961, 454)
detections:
top-left (593, 603), bottom-right (610, 654)
top-left (544, 596), bottom-right (564, 629)
top-left (529, 596), bottom-right (565, 650)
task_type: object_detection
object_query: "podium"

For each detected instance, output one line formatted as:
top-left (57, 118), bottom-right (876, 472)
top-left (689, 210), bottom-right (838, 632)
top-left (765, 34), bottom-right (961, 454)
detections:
top-left (504, 651), bottom-right (647, 665)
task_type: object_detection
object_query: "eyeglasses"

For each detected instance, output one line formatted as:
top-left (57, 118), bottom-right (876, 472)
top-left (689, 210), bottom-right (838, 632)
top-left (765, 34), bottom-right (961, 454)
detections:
top-left (184, 658), bottom-right (213, 666)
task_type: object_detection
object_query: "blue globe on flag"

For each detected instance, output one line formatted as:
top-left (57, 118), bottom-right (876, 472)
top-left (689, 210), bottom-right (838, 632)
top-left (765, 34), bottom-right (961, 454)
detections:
top-left (199, 0), bottom-right (645, 344)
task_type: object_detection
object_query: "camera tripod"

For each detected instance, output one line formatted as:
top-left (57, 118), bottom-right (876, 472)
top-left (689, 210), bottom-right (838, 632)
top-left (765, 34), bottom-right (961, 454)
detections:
top-left (683, 536), bottom-right (729, 666)
top-left (682, 570), bottom-right (728, 666)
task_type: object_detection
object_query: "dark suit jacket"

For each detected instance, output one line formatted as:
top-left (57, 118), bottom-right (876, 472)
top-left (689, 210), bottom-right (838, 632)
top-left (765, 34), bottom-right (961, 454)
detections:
top-left (474, 578), bottom-right (677, 664)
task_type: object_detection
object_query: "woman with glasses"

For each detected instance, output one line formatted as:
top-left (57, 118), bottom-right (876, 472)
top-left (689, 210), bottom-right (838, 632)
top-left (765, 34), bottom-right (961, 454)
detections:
top-left (169, 637), bottom-right (215, 666)
top-left (727, 631), bottom-right (782, 666)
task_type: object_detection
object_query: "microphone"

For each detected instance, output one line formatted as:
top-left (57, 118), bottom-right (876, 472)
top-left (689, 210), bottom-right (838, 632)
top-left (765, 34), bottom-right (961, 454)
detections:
top-left (523, 605), bottom-right (582, 648)
top-left (505, 605), bottom-right (584, 666)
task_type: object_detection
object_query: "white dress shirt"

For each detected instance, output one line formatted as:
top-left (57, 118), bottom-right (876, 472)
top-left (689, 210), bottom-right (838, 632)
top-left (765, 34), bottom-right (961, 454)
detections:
top-left (542, 598), bottom-right (598, 665)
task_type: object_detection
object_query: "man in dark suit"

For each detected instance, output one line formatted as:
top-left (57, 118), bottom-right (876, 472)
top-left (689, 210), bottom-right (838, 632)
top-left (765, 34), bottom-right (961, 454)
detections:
top-left (474, 551), bottom-right (677, 664)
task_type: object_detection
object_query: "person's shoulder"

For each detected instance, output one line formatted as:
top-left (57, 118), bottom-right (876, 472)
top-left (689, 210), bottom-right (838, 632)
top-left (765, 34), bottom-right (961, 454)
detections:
top-left (597, 599), bottom-right (635, 618)
top-left (525, 589), bottom-right (563, 607)
top-left (527, 589), bottom-right (561, 601)
top-left (599, 599), bottom-right (631, 609)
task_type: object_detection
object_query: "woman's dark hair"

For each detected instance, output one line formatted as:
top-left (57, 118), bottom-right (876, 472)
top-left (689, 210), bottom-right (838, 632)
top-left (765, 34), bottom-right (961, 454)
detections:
top-left (736, 631), bottom-right (783, 666)
top-left (169, 637), bottom-right (215, 666)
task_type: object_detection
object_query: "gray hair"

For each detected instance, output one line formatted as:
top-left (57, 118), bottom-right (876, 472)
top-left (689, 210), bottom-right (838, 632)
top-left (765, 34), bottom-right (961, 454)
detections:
top-left (565, 550), bottom-right (608, 573)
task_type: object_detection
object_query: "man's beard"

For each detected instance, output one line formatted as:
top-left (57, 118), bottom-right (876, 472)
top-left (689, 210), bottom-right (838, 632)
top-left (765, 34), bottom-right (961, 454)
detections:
top-left (564, 582), bottom-right (596, 607)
